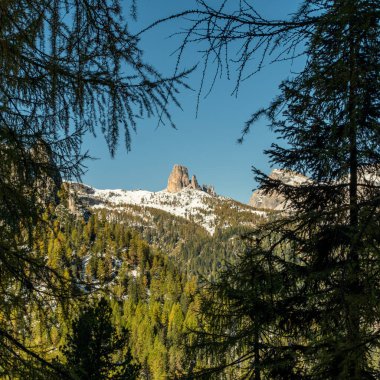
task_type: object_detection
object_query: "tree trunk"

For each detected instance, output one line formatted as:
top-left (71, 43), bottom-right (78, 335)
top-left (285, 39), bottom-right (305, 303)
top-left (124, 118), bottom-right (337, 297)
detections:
top-left (347, 8), bottom-right (361, 378)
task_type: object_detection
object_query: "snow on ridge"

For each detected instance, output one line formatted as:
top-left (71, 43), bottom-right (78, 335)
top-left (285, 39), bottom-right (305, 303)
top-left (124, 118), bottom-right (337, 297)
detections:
top-left (71, 183), bottom-right (265, 235)
top-left (91, 187), bottom-right (214, 211)
top-left (82, 186), bottom-right (217, 233)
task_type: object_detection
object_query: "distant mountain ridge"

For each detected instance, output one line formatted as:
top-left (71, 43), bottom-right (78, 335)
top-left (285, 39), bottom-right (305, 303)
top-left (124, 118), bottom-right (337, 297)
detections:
top-left (66, 164), bottom-right (266, 234)
top-left (69, 165), bottom-right (370, 234)
top-left (249, 167), bottom-right (380, 211)
top-left (249, 169), bottom-right (309, 210)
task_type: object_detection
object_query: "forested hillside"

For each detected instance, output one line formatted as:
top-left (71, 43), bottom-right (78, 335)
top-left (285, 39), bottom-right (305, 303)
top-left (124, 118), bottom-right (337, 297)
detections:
top-left (65, 181), bottom-right (267, 277)
top-left (7, 186), bottom-right (267, 379)
top-left (7, 204), bottom-right (202, 379)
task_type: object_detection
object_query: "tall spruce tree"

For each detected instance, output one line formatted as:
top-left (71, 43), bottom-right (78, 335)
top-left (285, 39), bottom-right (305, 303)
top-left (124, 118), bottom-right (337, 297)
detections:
top-left (62, 298), bottom-right (140, 380)
top-left (180, 1), bottom-right (380, 379)
top-left (0, 1), bottom-right (188, 377)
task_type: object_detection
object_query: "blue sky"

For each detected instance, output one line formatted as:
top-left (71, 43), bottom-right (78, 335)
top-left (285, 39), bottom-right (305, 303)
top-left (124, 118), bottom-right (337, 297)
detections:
top-left (82, 1), bottom-right (303, 203)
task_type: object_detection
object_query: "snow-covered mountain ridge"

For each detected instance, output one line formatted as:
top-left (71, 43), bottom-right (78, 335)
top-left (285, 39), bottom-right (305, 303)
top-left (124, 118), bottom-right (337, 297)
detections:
top-left (66, 166), bottom-right (380, 234)
top-left (64, 164), bottom-right (268, 234)
top-left (67, 182), bottom-right (266, 234)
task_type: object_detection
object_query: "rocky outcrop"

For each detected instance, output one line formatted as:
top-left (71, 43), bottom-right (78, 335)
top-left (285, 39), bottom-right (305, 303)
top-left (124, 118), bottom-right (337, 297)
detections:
top-left (202, 184), bottom-right (216, 196)
top-left (191, 175), bottom-right (201, 190)
top-left (167, 165), bottom-right (191, 192)
top-left (166, 164), bottom-right (216, 195)
top-left (250, 167), bottom-right (380, 210)
top-left (267, 169), bottom-right (309, 186)
top-left (249, 189), bottom-right (285, 210)
top-left (61, 182), bottom-right (93, 220)
top-left (249, 169), bottom-right (309, 210)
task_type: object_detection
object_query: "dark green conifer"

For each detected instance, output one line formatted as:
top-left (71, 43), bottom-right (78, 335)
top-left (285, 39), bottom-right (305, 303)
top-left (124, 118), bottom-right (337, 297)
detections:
top-left (183, 1), bottom-right (380, 378)
top-left (62, 298), bottom-right (140, 380)
top-left (0, 1), bottom-right (188, 374)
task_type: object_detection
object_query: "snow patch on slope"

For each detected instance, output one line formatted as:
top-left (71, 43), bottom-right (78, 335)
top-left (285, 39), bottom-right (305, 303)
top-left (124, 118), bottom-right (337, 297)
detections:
top-left (84, 186), bottom-right (218, 233)
top-left (70, 183), bottom-right (265, 234)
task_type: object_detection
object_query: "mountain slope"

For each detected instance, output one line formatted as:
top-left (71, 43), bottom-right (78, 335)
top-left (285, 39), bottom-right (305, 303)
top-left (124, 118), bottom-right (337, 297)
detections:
top-left (68, 183), bottom-right (266, 234)
top-left (249, 169), bottom-right (309, 210)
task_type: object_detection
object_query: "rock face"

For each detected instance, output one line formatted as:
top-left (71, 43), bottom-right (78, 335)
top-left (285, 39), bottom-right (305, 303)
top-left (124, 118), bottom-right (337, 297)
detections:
top-left (191, 175), bottom-right (201, 190)
top-left (249, 189), bottom-right (285, 210)
top-left (249, 169), bottom-right (309, 210)
top-left (167, 165), bottom-right (191, 192)
top-left (166, 164), bottom-right (216, 195)
top-left (202, 184), bottom-right (216, 196)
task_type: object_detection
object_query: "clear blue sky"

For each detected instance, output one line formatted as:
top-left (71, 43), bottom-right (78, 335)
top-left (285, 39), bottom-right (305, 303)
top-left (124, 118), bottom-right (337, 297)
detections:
top-left (82, 1), bottom-right (303, 203)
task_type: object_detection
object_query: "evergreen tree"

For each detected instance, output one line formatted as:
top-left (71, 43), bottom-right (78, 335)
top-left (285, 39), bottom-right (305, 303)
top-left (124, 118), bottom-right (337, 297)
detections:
top-left (182, 1), bottom-right (380, 378)
top-left (62, 297), bottom-right (140, 380)
top-left (0, 1), bottom-right (188, 375)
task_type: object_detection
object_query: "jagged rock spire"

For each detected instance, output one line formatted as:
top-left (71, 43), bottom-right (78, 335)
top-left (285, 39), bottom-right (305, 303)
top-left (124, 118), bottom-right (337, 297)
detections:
top-left (191, 175), bottom-right (201, 190)
top-left (167, 165), bottom-right (190, 193)
top-left (166, 164), bottom-right (215, 194)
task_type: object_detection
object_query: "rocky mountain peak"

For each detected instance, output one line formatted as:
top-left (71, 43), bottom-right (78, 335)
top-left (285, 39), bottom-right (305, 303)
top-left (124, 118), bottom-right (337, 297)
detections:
top-left (269, 169), bottom-right (309, 186)
top-left (249, 169), bottom-right (309, 210)
top-left (166, 164), bottom-right (215, 195)
top-left (167, 165), bottom-right (190, 192)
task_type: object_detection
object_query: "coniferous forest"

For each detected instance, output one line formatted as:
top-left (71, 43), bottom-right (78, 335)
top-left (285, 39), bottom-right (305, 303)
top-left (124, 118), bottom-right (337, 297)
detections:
top-left (0, 1), bottom-right (379, 379)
